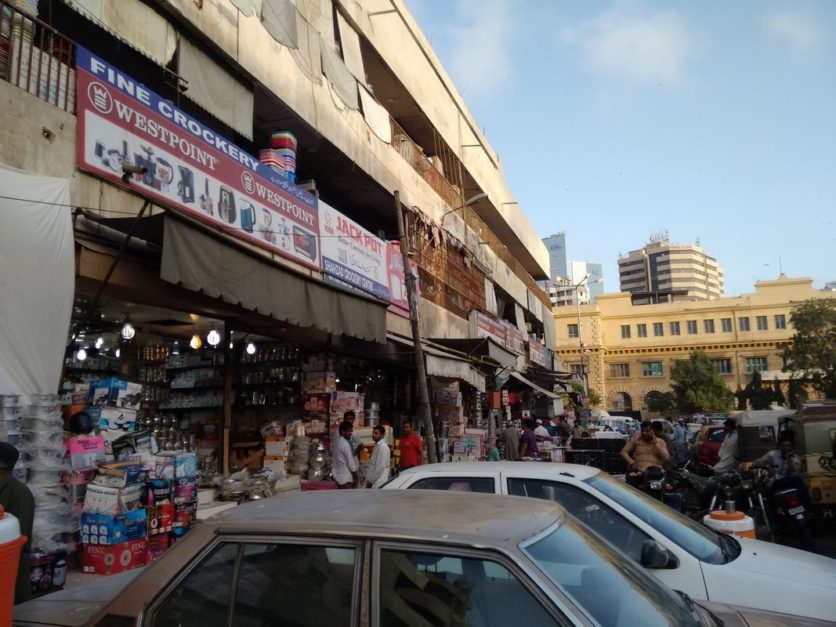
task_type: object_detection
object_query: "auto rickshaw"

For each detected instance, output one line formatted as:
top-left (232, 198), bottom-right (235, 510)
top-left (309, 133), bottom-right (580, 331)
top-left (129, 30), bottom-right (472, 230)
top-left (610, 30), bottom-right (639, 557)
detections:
top-left (781, 402), bottom-right (836, 522)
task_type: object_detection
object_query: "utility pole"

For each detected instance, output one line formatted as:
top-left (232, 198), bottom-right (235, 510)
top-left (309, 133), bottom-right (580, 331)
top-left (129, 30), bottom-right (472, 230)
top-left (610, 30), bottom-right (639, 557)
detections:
top-left (394, 190), bottom-right (438, 463)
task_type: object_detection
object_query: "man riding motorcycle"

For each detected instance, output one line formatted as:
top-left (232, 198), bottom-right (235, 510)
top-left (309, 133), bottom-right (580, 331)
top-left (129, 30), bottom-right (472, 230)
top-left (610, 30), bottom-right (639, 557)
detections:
top-left (621, 421), bottom-right (670, 490)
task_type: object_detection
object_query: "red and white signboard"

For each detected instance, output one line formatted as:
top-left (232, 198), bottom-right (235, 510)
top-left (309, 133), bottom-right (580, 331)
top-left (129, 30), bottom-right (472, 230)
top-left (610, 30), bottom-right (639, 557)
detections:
top-left (386, 242), bottom-right (417, 319)
top-left (75, 47), bottom-right (320, 269)
top-left (503, 321), bottom-right (526, 354)
top-left (528, 339), bottom-right (546, 368)
top-left (469, 310), bottom-right (507, 346)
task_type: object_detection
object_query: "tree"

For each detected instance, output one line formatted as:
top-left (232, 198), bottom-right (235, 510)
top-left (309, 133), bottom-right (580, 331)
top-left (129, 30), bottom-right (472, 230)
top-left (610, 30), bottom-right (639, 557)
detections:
top-left (645, 390), bottom-right (675, 414)
top-left (586, 387), bottom-right (602, 407)
top-left (772, 378), bottom-right (786, 407)
top-left (670, 351), bottom-right (734, 413)
top-left (743, 370), bottom-right (775, 410)
top-left (783, 298), bottom-right (836, 399)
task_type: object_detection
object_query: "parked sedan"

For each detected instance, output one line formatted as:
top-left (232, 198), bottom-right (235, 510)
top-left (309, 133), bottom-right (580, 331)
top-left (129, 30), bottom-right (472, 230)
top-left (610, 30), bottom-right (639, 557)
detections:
top-left (14, 490), bottom-right (827, 627)
top-left (384, 461), bottom-right (836, 622)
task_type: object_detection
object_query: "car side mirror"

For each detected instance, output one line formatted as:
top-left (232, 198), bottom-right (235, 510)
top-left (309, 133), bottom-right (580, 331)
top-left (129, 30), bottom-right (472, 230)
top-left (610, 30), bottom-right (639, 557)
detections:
top-left (640, 540), bottom-right (679, 570)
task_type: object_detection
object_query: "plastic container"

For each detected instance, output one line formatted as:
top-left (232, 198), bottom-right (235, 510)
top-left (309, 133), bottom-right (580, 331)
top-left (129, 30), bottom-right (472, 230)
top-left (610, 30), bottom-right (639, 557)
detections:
top-left (21, 430), bottom-right (64, 447)
top-left (22, 405), bottom-right (62, 420)
top-left (0, 505), bottom-right (27, 623)
top-left (702, 510), bottom-right (756, 539)
top-left (0, 394), bottom-right (20, 407)
top-left (28, 393), bottom-right (58, 406)
top-left (0, 405), bottom-right (19, 420)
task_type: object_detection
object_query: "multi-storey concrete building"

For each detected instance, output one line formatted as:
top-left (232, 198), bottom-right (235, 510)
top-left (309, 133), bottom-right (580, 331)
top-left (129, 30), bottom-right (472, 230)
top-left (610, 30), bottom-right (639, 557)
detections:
top-left (554, 276), bottom-right (830, 415)
top-left (543, 232), bottom-right (568, 281)
top-left (0, 0), bottom-right (557, 470)
top-left (618, 238), bottom-right (724, 305)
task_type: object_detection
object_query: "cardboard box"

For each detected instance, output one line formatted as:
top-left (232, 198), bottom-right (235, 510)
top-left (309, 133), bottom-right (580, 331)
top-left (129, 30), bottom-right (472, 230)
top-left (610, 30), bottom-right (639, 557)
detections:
top-left (66, 435), bottom-right (106, 471)
top-left (302, 371), bottom-right (336, 394)
top-left (83, 483), bottom-right (142, 515)
top-left (81, 510), bottom-right (147, 545)
top-left (82, 540), bottom-right (148, 575)
top-left (146, 534), bottom-right (170, 562)
top-left (93, 462), bottom-right (146, 488)
top-left (111, 431), bottom-right (155, 464)
top-left (154, 451), bottom-right (197, 480)
top-left (263, 457), bottom-right (286, 474)
top-left (147, 503), bottom-right (174, 536)
top-left (143, 479), bottom-right (172, 506)
top-left (264, 436), bottom-right (288, 457)
top-left (96, 407), bottom-right (138, 439)
top-left (173, 478), bottom-right (197, 505)
top-left (89, 378), bottom-right (143, 410)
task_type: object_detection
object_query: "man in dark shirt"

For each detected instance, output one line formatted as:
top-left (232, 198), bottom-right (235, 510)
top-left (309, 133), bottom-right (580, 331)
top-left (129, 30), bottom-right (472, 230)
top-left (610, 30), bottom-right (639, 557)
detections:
top-left (0, 442), bottom-right (34, 604)
top-left (518, 420), bottom-right (539, 459)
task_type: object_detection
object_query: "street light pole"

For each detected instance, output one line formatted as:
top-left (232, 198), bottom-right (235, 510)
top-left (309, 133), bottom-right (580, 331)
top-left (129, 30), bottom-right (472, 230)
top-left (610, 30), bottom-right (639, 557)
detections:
top-left (573, 275), bottom-right (589, 401)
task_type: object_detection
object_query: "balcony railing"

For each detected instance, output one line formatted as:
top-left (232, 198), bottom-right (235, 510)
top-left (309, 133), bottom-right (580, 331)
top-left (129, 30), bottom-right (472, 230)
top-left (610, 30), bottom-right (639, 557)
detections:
top-left (1, 0), bottom-right (75, 112)
top-left (389, 115), bottom-right (551, 310)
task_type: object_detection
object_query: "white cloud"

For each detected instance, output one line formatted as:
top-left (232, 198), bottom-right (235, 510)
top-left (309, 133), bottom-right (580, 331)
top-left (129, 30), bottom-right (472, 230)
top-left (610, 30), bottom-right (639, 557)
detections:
top-left (446, 0), bottom-right (516, 97)
top-left (559, 8), bottom-right (694, 84)
top-left (764, 9), bottom-right (821, 55)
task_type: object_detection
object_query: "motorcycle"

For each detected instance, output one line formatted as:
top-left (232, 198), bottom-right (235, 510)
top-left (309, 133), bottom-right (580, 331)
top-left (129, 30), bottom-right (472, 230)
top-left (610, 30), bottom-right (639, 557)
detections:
top-left (756, 469), bottom-right (816, 552)
top-left (628, 466), bottom-right (683, 511)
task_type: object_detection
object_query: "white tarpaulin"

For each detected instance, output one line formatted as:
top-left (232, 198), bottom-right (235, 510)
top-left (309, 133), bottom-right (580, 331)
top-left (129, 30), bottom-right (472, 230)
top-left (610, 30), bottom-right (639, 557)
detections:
top-left (65, 0), bottom-right (177, 66)
top-left (0, 163), bottom-right (74, 395)
top-left (359, 84), bottom-right (392, 143)
top-left (336, 11), bottom-right (365, 82)
top-left (179, 37), bottom-right (255, 140)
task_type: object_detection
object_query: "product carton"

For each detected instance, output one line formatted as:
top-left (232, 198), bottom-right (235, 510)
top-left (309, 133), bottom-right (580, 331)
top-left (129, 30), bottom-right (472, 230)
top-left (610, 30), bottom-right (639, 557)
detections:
top-left (301, 371), bottom-right (336, 393)
top-left (66, 435), bottom-right (106, 471)
top-left (173, 478), bottom-right (198, 505)
top-left (95, 407), bottom-right (138, 440)
top-left (154, 451), bottom-right (197, 480)
top-left (89, 378), bottom-right (143, 410)
top-left (264, 436), bottom-right (288, 457)
top-left (82, 539), bottom-right (148, 575)
top-left (146, 534), bottom-right (170, 562)
top-left (111, 430), bottom-right (156, 463)
top-left (83, 483), bottom-right (142, 515)
top-left (80, 509), bottom-right (147, 545)
top-left (147, 503), bottom-right (174, 536)
top-left (93, 462), bottom-right (146, 488)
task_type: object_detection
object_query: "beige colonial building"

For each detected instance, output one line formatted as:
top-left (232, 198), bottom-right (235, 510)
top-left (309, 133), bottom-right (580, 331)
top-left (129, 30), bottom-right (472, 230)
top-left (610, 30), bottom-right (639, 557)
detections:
top-left (554, 276), bottom-right (830, 414)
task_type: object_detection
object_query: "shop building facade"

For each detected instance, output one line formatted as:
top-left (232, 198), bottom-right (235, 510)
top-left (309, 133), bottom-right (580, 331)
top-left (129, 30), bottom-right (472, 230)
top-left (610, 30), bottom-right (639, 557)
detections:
top-left (553, 276), bottom-right (830, 416)
top-left (0, 0), bottom-right (558, 470)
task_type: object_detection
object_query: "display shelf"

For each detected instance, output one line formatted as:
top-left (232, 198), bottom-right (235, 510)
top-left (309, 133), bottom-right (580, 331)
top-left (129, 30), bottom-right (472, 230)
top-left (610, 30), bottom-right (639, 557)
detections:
top-left (170, 384), bottom-right (222, 391)
top-left (159, 405), bottom-right (222, 411)
top-left (165, 364), bottom-right (220, 372)
top-left (238, 360), bottom-right (300, 369)
top-left (235, 382), bottom-right (298, 390)
top-left (64, 366), bottom-right (118, 374)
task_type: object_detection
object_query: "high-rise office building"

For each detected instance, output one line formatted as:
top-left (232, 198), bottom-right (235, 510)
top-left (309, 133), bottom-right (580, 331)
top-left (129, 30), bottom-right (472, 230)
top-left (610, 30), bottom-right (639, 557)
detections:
top-left (618, 237), bottom-right (724, 305)
top-left (543, 232), bottom-right (567, 280)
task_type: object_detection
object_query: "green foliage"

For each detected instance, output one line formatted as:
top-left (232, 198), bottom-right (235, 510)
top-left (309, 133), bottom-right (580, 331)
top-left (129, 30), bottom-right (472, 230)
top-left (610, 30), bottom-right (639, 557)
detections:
top-left (743, 370), bottom-right (775, 410)
top-left (670, 351), bottom-right (734, 413)
top-left (783, 298), bottom-right (836, 398)
top-left (645, 390), bottom-right (675, 414)
top-left (586, 388), bottom-right (602, 407)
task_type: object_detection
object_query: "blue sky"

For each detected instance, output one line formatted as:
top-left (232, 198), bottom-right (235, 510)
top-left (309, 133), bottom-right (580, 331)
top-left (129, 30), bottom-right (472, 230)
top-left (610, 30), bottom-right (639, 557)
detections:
top-left (404, 0), bottom-right (836, 296)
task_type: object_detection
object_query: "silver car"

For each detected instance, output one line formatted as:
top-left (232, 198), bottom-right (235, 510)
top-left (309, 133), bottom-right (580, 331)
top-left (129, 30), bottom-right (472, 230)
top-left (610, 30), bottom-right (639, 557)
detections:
top-left (14, 490), bottom-right (832, 626)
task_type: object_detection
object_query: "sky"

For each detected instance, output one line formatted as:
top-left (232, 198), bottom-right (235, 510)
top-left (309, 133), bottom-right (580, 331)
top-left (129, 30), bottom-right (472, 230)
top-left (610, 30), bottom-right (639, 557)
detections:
top-left (403, 0), bottom-right (836, 297)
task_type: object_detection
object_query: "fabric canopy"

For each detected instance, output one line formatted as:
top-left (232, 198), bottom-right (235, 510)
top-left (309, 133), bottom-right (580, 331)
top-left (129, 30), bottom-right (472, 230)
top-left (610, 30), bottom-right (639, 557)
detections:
top-left (359, 84), bottom-right (392, 143)
top-left (320, 35), bottom-right (359, 109)
top-left (65, 0), bottom-right (177, 66)
top-left (425, 349), bottom-right (486, 392)
top-left (160, 217), bottom-right (386, 344)
top-left (509, 371), bottom-right (559, 399)
top-left (0, 163), bottom-right (74, 395)
top-left (178, 38), bottom-right (255, 140)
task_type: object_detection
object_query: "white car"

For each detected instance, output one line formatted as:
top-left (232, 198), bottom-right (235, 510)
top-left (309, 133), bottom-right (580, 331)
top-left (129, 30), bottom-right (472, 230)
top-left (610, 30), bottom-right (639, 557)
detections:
top-left (384, 461), bottom-right (836, 622)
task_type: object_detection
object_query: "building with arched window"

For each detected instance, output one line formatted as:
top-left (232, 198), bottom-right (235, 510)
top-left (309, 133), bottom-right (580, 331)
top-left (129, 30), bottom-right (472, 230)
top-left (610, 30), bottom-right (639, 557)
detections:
top-left (553, 275), bottom-right (831, 416)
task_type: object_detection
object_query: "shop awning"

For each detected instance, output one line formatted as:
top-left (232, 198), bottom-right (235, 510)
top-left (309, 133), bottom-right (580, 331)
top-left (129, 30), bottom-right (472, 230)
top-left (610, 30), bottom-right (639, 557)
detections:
top-left (509, 371), bottom-right (559, 399)
top-left (386, 333), bottom-right (486, 392)
top-left (161, 216), bottom-right (387, 344)
top-left (428, 337), bottom-right (518, 369)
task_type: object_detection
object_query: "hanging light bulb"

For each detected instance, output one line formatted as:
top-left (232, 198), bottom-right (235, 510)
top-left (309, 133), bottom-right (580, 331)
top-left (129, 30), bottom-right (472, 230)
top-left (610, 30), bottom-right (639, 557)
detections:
top-left (116, 348), bottom-right (121, 358)
top-left (120, 318), bottom-right (136, 340)
top-left (229, 341), bottom-right (234, 350)
top-left (190, 334), bottom-right (203, 350)
top-left (246, 342), bottom-right (256, 355)
top-left (76, 347), bottom-right (88, 361)
top-left (207, 329), bottom-right (221, 347)
top-left (171, 340), bottom-right (180, 355)
top-left (95, 336), bottom-right (104, 349)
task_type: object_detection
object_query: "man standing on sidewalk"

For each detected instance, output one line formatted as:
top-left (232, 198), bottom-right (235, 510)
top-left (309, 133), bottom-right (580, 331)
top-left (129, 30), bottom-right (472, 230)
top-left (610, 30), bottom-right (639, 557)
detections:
top-left (398, 420), bottom-right (423, 472)
top-left (332, 421), bottom-right (359, 489)
top-left (0, 442), bottom-right (34, 604)
top-left (365, 426), bottom-right (391, 488)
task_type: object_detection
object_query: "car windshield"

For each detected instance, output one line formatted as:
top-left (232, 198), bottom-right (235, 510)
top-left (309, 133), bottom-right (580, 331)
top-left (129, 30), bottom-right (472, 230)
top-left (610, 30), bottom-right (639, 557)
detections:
top-left (521, 520), bottom-right (703, 627)
top-left (586, 472), bottom-right (736, 565)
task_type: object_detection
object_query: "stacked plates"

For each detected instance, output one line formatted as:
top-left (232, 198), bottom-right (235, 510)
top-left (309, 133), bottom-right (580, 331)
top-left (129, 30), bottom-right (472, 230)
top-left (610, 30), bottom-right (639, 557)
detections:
top-left (269, 131), bottom-right (298, 184)
top-left (259, 149), bottom-right (285, 174)
top-left (0, 394), bottom-right (22, 447)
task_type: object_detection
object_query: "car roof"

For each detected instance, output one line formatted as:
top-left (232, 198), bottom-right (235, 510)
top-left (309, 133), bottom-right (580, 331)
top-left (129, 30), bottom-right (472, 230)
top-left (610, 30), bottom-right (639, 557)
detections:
top-left (396, 461), bottom-right (601, 481)
top-left (209, 489), bottom-right (564, 545)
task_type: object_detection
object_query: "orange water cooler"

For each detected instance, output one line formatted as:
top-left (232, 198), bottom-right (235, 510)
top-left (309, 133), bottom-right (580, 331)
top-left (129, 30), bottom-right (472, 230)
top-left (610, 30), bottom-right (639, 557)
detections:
top-left (0, 504), bottom-right (27, 626)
